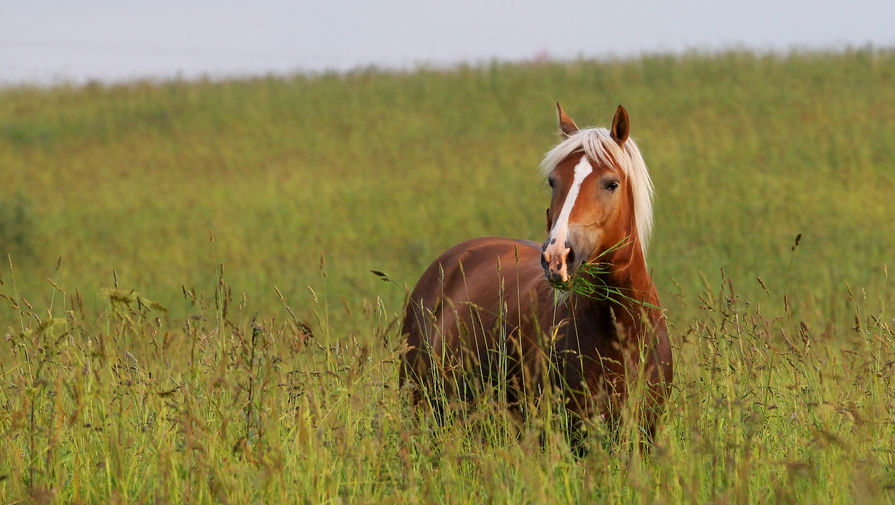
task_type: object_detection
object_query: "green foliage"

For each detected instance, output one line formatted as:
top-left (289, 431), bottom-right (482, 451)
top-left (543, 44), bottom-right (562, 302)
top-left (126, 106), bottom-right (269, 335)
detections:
top-left (1, 49), bottom-right (893, 328)
top-left (0, 191), bottom-right (37, 262)
top-left (0, 49), bottom-right (894, 503)
top-left (0, 264), bottom-right (892, 503)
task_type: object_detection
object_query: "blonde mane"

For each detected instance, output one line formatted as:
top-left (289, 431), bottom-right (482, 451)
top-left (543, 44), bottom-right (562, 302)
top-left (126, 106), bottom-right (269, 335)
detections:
top-left (538, 128), bottom-right (654, 258)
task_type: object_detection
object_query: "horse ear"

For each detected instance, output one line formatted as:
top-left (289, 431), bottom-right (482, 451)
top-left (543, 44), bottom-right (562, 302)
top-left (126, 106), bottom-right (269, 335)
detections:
top-left (556, 102), bottom-right (579, 138)
top-left (610, 105), bottom-right (629, 146)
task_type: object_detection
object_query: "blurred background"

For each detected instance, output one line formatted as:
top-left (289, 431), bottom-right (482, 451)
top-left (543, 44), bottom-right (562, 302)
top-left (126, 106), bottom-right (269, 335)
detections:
top-left (1, 1), bottom-right (893, 334)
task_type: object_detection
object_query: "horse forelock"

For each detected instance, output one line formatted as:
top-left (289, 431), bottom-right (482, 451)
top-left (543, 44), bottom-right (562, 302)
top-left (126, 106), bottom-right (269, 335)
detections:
top-left (538, 128), bottom-right (654, 258)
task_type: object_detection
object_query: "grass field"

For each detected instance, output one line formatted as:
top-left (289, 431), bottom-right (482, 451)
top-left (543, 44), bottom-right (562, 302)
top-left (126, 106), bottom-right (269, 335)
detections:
top-left (1, 49), bottom-right (894, 503)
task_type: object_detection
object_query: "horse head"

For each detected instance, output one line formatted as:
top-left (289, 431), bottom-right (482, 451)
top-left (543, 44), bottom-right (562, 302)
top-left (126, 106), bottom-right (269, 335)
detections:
top-left (540, 104), bottom-right (653, 284)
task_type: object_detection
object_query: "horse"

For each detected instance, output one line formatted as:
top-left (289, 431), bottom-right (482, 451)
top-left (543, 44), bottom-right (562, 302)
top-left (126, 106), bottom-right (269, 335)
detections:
top-left (400, 104), bottom-right (673, 445)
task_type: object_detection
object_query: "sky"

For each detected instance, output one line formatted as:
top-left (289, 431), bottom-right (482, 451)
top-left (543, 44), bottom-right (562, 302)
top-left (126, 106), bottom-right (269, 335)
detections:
top-left (1, 0), bottom-right (894, 85)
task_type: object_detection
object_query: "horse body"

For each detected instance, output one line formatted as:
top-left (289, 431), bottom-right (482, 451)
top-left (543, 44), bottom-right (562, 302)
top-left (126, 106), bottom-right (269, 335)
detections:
top-left (401, 105), bottom-right (673, 439)
top-left (401, 237), bottom-right (553, 400)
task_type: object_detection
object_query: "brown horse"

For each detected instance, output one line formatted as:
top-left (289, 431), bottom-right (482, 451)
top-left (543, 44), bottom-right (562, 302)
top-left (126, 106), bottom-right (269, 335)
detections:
top-left (400, 104), bottom-right (673, 443)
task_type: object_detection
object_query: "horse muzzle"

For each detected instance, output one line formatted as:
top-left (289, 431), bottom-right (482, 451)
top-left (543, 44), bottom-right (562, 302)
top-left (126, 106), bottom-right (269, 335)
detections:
top-left (540, 239), bottom-right (579, 283)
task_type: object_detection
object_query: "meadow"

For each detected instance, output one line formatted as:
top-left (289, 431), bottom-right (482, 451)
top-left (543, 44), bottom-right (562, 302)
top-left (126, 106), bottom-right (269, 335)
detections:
top-left (0, 49), bottom-right (893, 503)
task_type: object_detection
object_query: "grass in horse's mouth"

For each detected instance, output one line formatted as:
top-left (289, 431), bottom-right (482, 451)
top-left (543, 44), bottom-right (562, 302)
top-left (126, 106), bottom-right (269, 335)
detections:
top-left (549, 262), bottom-right (658, 309)
top-left (548, 261), bottom-right (612, 297)
top-left (547, 237), bottom-right (629, 295)
top-left (547, 237), bottom-right (658, 309)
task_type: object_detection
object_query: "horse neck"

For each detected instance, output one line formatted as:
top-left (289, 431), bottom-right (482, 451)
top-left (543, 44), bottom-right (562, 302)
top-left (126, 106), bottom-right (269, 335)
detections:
top-left (570, 234), bottom-right (661, 342)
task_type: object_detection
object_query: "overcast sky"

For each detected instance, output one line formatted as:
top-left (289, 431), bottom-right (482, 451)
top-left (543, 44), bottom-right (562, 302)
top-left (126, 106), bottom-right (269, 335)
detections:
top-left (2, 0), bottom-right (893, 85)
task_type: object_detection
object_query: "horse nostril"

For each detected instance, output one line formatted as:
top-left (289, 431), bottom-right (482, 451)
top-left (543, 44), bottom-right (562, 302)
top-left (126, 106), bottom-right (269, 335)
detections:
top-left (540, 253), bottom-right (548, 268)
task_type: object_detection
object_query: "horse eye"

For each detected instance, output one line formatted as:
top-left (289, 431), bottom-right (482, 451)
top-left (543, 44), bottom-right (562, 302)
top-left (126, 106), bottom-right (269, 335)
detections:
top-left (605, 180), bottom-right (620, 191)
top-left (547, 178), bottom-right (555, 188)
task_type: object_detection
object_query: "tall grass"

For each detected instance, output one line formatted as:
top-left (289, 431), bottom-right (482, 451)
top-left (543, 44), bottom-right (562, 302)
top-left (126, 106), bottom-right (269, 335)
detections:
top-left (1, 49), bottom-right (894, 503)
top-left (1, 256), bottom-right (892, 503)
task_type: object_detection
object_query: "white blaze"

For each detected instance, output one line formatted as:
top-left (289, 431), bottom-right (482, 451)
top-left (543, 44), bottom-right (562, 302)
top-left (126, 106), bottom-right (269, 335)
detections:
top-left (543, 155), bottom-right (592, 282)
top-left (547, 155), bottom-right (592, 248)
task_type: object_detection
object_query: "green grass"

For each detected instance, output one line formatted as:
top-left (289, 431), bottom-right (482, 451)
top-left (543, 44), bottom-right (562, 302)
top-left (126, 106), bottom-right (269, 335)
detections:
top-left (1, 49), bottom-right (894, 503)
